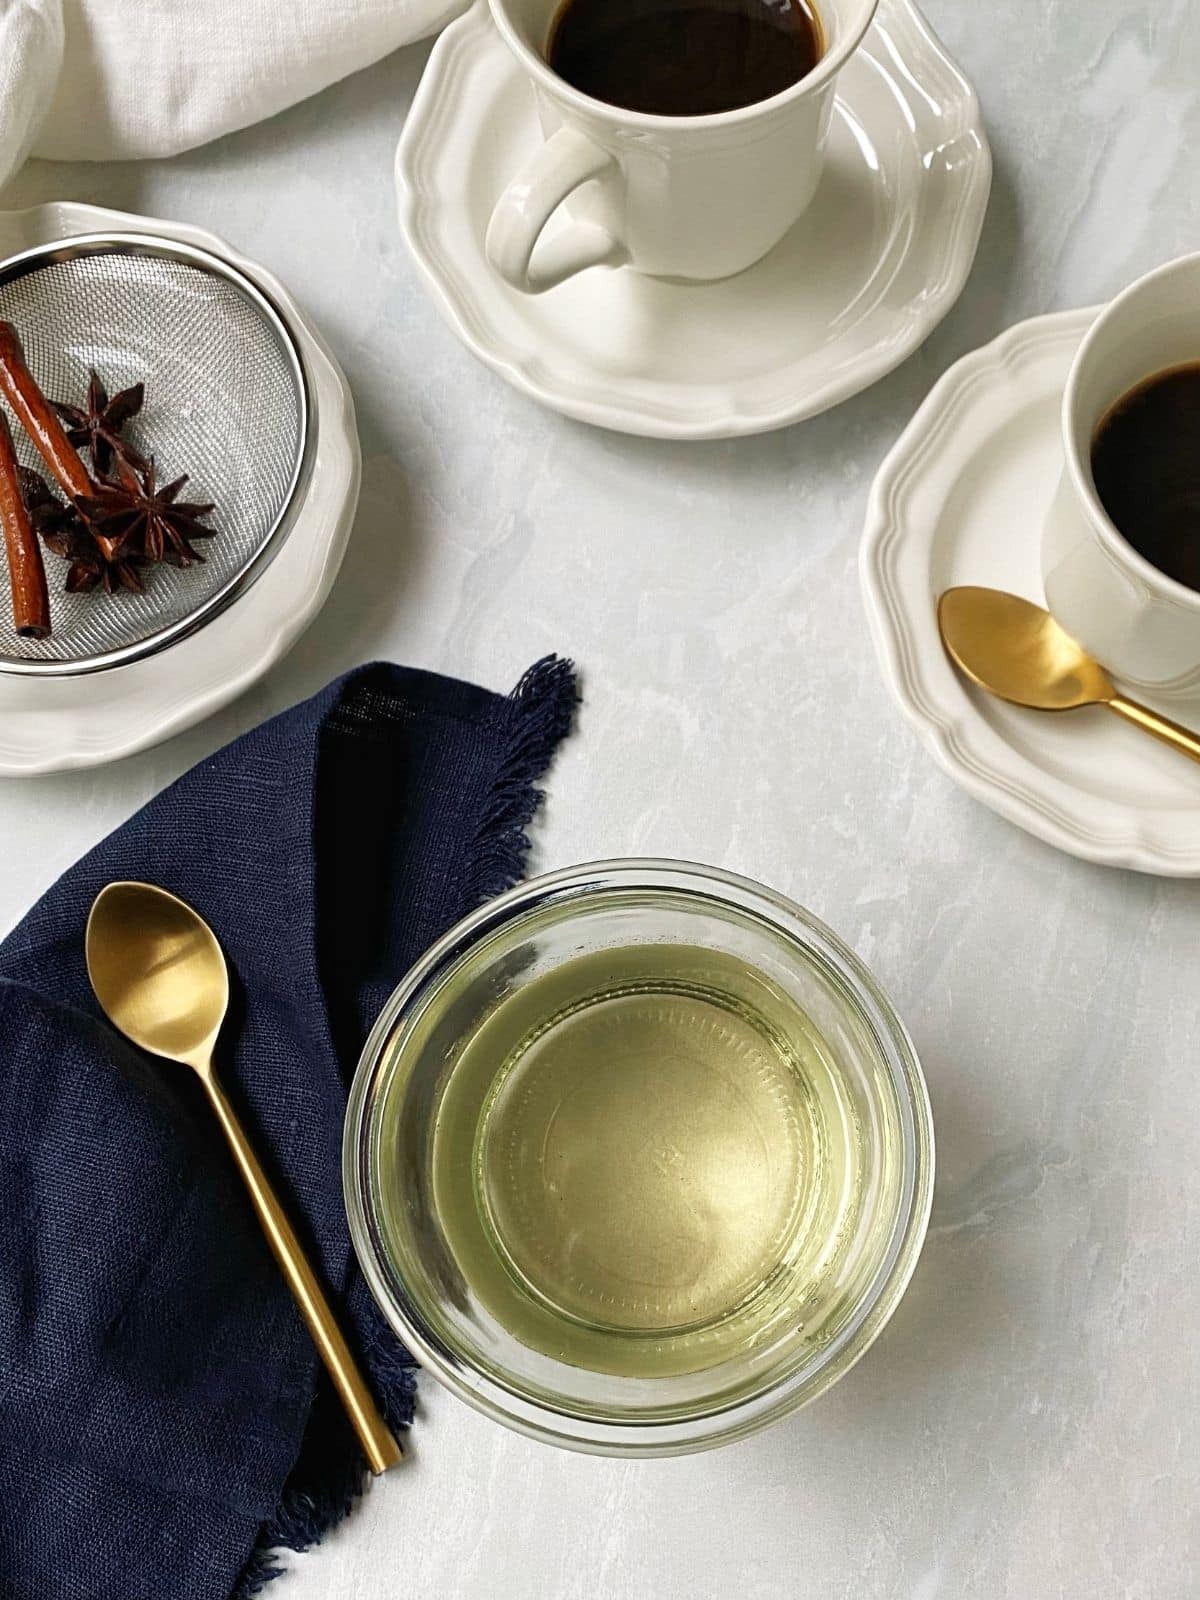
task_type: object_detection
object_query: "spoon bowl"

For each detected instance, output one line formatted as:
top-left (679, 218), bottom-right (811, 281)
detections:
top-left (86, 882), bottom-right (228, 1072)
top-left (937, 586), bottom-right (1200, 767)
top-left (937, 586), bottom-right (1115, 711)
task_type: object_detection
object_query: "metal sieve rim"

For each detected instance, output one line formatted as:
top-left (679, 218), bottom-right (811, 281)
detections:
top-left (0, 232), bottom-right (314, 678)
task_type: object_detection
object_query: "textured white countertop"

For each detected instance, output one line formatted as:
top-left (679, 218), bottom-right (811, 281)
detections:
top-left (3, 2), bottom-right (1199, 1594)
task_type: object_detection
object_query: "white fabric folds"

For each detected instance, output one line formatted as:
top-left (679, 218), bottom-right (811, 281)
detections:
top-left (0, 0), bottom-right (463, 187)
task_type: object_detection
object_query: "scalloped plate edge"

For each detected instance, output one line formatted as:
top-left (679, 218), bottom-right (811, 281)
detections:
top-left (860, 304), bottom-right (1200, 877)
top-left (396, 0), bottom-right (992, 440)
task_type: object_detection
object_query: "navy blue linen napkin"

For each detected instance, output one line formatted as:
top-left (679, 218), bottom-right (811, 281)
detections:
top-left (0, 657), bottom-right (577, 1600)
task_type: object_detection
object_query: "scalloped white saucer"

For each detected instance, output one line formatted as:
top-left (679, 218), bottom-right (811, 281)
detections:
top-left (396, 0), bottom-right (990, 439)
top-left (861, 305), bottom-right (1200, 877)
top-left (0, 203), bottom-right (359, 776)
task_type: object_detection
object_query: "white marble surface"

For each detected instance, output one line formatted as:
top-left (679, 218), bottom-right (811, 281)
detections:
top-left (3, 2), bottom-right (1199, 1594)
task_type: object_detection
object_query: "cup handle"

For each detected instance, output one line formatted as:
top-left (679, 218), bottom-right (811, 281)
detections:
top-left (485, 126), bottom-right (626, 294)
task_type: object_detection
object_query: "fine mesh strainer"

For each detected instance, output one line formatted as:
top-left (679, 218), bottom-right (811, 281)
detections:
top-left (0, 233), bottom-right (311, 675)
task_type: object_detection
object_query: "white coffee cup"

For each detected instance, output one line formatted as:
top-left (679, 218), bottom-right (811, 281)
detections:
top-left (1042, 252), bottom-right (1200, 699)
top-left (484, 0), bottom-right (879, 294)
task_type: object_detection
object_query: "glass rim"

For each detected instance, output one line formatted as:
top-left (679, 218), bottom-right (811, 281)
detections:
top-left (343, 858), bottom-right (935, 1455)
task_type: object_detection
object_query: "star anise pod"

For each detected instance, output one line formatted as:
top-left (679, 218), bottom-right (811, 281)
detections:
top-left (46, 518), bottom-right (145, 595)
top-left (54, 369), bottom-right (148, 477)
top-left (18, 464), bottom-right (59, 520)
top-left (21, 464), bottom-right (145, 593)
top-left (19, 466), bottom-right (78, 542)
top-left (74, 456), bottom-right (217, 569)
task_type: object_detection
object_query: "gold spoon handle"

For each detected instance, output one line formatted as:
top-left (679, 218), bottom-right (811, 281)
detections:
top-left (203, 1071), bottom-right (402, 1474)
top-left (1108, 695), bottom-right (1200, 765)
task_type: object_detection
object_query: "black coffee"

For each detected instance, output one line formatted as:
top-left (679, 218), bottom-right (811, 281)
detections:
top-left (1091, 364), bottom-right (1200, 593)
top-left (547, 0), bottom-right (822, 117)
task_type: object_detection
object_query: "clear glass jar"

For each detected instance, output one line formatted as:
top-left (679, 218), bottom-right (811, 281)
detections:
top-left (344, 860), bottom-right (933, 1455)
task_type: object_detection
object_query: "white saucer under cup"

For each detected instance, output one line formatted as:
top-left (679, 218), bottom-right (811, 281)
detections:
top-left (397, 0), bottom-right (990, 439)
top-left (861, 306), bottom-right (1200, 878)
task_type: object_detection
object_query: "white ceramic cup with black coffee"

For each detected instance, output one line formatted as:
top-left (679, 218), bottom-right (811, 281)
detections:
top-left (484, 0), bottom-right (879, 294)
top-left (1042, 252), bottom-right (1200, 698)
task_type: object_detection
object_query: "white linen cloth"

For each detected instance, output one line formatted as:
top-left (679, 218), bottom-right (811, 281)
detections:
top-left (0, 0), bottom-right (463, 188)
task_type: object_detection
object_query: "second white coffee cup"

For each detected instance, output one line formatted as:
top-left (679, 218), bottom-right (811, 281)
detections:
top-left (484, 0), bottom-right (879, 294)
top-left (1042, 252), bottom-right (1200, 699)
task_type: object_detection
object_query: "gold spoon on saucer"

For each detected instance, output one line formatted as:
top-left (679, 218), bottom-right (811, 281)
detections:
top-left (938, 587), bottom-right (1200, 764)
top-left (86, 880), bottom-right (402, 1474)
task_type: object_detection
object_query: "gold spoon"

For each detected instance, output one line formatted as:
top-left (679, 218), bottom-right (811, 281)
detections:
top-left (938, 586), bottom-right (1200, 764)
top-left (85, 881), bottom-right (402, 1475)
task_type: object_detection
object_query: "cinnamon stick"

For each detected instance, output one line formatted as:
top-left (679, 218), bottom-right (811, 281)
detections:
top-left (0, 410), bottom-right (51, 639)
top-left (0, 322), bottom-right (94, 502)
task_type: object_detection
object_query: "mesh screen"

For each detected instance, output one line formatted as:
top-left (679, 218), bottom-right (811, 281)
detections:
top-left (0, 244), bottom-right (304, 666)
